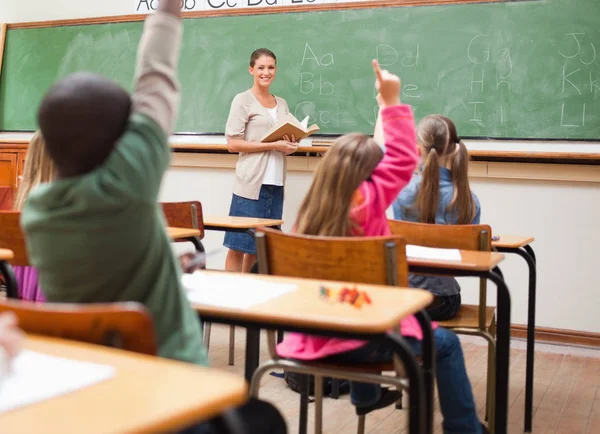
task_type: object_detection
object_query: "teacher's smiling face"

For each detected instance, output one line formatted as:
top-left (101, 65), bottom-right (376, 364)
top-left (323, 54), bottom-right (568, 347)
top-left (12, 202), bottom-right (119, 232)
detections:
top-left (249, 54), bottom-right (277, 89)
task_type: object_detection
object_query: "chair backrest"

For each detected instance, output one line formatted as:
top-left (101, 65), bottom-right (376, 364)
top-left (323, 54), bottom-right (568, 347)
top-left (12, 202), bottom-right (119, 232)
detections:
top-left (387, 219), bottom-right (492, 252)
top-left (0, 300), bottom-right (157, 355)
top-left (161, 201), bottom-right (205, 239)
top-left (0, 211), bottom-right (29, 266)
top-left (255, 227), bottom-right (409, 286)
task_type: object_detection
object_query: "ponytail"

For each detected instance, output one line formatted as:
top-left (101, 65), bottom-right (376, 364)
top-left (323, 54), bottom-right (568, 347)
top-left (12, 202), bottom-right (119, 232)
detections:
top-left (446, 140), bottom-right (476, 224)
top-left (415, 148), bottom-right (440, 223)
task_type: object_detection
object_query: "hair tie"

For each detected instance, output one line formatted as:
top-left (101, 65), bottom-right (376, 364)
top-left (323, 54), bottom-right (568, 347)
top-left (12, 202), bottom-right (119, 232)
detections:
top-left (456, 137), bottom-right (461, 144)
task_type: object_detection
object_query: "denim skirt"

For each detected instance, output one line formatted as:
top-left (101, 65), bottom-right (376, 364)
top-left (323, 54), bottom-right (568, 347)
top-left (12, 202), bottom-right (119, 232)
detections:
top-left (223, 184), bottom-right (284, 254)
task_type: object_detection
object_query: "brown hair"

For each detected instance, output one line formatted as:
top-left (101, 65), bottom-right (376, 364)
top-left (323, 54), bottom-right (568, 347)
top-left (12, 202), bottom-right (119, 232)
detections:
top-left (295, 133), bottom-right (383, 237)
top-left (14, 132), bottom-right (57, 210)
top-left (38, 72), bottom-right (131, 178)
top-left (412, 115), bottom-right (475, 224)
top-left (250, 48), bottom-right (276, 67)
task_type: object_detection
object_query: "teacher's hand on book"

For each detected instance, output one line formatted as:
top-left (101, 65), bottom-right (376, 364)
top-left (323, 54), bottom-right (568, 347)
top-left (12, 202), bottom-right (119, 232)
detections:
top-left (273, 139), bottom-right (299, 155)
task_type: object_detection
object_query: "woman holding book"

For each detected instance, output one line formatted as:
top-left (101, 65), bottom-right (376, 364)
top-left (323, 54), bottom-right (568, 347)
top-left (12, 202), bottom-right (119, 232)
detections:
top-left (224, 48), bottom-right (298, 272)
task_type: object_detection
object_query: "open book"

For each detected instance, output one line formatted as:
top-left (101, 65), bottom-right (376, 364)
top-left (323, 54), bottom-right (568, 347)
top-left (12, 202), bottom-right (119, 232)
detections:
top-left (260, 114), bottom-right (320, 143)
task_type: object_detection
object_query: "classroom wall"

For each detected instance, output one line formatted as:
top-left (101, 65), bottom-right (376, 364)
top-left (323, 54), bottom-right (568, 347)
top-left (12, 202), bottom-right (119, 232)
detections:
top-left (0, 0), bottom-right (362, 23)
top-left (3, 0), bottom-right (600, 335)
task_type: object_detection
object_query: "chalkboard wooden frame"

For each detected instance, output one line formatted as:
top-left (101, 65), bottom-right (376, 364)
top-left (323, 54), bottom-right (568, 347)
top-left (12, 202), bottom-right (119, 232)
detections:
top-left (6, 0), bottom-right (503, 29)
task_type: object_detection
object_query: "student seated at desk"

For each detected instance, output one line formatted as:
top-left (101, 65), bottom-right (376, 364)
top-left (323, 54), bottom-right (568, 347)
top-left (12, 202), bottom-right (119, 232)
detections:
top-left (277, 62), bottom-right (486, 434)
top-left (9, 132), bottom-right (56, 302)
top-left (20, 1), bottom-right (285, 432)
top-left (393, 115), bottom-right (481, 321)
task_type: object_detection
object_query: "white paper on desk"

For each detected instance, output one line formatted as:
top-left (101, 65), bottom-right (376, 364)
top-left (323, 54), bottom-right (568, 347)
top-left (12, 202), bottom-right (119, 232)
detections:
top-left (406, 245), bottom-right (462, 261)
top-left (0, 350), bottom-right (115, 413)
top-left (182, 271), bottom-right (297, 309)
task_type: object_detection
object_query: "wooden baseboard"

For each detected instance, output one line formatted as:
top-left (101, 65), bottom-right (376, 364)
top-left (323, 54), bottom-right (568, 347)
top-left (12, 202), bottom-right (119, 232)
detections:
top-left (511, 324), bottom-right (600, 348)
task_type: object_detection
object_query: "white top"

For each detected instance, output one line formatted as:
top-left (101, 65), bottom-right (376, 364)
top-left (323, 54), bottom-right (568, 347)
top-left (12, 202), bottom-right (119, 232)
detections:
top-left (262, 106), bottom-right (284, 186)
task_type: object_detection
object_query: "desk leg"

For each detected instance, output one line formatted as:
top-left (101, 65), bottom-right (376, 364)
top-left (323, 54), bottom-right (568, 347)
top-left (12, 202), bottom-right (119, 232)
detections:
top-left (188, 236), bottom-right (205, 253)
top-left (298, 374), bottom-right (310, 434)
top-left (384, 333), bottom-right (426, 434)
top-left (489, 268), bottom-right (511, 434)
top-left (414, 310), bottom-right (435, 434)
top-left (518, 247), bottom-right (537, 433)
top-left (245, 327), bottom-right (261, 383)
top-left (0, 261), bottom-right (18, 299)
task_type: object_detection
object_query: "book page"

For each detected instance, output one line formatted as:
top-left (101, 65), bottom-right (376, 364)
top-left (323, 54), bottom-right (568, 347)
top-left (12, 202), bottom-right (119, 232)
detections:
top-left (300, 115), bottom-right (309, 130)
top-left (0, 350), bottom-right (115, 413)
top-left (182, 271), bottom-right (297, 309)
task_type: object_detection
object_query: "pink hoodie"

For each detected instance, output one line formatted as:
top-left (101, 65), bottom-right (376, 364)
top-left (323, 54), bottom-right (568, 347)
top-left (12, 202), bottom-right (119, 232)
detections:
top-left (277, 104), bottom-right (435, 360)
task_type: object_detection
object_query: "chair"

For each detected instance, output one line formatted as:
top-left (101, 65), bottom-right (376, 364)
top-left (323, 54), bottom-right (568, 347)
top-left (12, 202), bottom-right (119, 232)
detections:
top-left (0, 211), bottom-right (30, 299)
top-left (0, 299), bottom-right (157, 355)
top-left (160, 201), bottom-right (217, 355)
top-left (252, 227), bottom-right (413, 434)
top-left (161, 201), bottom-right (205, 251)
top-left (387, 219), bottom-right (497, 430)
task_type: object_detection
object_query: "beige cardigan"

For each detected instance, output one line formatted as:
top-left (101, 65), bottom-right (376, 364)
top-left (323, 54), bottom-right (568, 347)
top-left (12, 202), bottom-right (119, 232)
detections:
top-left (225, 89), bottom-right (290, 200)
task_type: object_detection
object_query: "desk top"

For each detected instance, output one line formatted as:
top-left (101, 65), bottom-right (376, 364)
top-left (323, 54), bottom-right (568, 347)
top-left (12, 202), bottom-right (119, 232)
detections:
top-left (0, 248), bottom-right (14, 261)
top-left (492, 235), bottom-right (535, 249)
top-left (0, 336), bottom-right (247, 434)
top-left (167, 227), bottom-right (203, 240)
top-left (408, 250), bottom-right (505, 272)
top-left (191, 271), bottom-right (433, 334)
top-left (203, 216), bottom-right (284, 229)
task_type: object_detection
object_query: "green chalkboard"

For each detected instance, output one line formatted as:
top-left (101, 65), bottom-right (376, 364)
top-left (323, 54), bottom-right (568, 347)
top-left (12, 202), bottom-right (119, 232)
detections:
top-left (1, 0), bottom-right (599, 139)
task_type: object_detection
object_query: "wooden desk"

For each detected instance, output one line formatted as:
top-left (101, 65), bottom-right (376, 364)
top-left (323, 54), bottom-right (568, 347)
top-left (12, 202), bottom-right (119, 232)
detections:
top-left (0, 248), bottom-right (17, 299)
top-left (1, 335), bottom-right (247, 434)
top-left (190, 271), bottom-right (433, 434)
top-left (493, 235), bottom-right (535, 249)
top-left (407, 249), bottom-right (511, 434)
top-left (408, 250), bottom-right (505, 273)
top-left (493, 235), bottom-right (537, 433)
top-left (0, 248), bottom-right (14, 261)
top-left (168, 227), bottom-right (203, 240)
top-left (204, 216), bottom-right (284, 230)
top-left (203, 216), bottom-right (283, 237)
top-left (166, 227), bottom-right (204, 253)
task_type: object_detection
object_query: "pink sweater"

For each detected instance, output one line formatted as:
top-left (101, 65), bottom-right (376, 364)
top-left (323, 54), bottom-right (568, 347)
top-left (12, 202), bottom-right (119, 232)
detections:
top-left (277, 104), bottom-right (433, 360)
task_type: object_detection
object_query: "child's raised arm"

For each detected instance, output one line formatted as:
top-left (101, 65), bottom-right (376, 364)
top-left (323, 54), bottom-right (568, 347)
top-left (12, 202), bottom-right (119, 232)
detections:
top-left (131, 0), bottom-right (182, 135)
top-left (361, 61), bottom-right (418, 216)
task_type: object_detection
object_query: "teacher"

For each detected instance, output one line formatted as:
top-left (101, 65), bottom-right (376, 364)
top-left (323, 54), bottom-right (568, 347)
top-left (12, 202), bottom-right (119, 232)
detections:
top-left (224, 48), bottom-right (298, 272)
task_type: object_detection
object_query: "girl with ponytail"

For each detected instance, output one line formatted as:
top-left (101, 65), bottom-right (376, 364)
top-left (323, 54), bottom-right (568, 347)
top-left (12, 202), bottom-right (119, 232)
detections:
top-left (393, 115), bottom-right (481, 321)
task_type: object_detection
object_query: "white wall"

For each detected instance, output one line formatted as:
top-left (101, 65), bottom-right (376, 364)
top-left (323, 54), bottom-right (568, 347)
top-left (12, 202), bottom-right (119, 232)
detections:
top-left (3, 0), bottom-right (600, 335)
top-left (0, 0), bottom-right (365, 23)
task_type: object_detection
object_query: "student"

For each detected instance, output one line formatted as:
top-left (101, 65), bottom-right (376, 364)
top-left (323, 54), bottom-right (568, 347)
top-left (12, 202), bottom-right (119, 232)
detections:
top-left (277, 61), bottom-right (486, 434)
top-left (9, 132), bottom-right (55, 302)
top-left (224, 48), bottom-right (298, 273)
top-left (21, 1), bottom-right (284, 432)
top-left (392, 115), bottom-right (481, 321)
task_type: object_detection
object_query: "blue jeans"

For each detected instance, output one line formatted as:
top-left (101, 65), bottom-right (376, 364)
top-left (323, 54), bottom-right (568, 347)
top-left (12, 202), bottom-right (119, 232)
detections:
top-left (325, 328), bottom-right (482, 434)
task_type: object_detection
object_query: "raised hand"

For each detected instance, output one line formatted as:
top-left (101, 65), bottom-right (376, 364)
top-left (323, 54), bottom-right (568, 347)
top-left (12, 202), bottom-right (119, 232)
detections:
top-left (372, 59), bottom-right (401, 107)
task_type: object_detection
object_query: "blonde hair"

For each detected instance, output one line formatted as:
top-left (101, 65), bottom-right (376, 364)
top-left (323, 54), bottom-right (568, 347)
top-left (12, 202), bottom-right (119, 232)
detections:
top-left (295, 133), bottom-right (383, 237)
top-left (412, 115), bottom-right (475, 224)
top-left (13, 132), bottom-right (57, 210)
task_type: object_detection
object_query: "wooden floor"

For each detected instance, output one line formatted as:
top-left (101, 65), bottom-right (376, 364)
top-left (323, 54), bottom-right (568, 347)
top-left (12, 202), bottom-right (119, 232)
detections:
top-left (205, 325), bottom-right (600, 434)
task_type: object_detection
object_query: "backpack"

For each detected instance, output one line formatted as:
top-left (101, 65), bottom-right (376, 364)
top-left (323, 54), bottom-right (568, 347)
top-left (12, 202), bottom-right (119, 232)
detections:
top-left (283, 371), bottom-right (350, 396)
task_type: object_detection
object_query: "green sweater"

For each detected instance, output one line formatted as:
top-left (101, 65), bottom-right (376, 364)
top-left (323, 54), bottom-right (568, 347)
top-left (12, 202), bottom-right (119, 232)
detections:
top-left (22, 114), bottom-right (208, 366)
